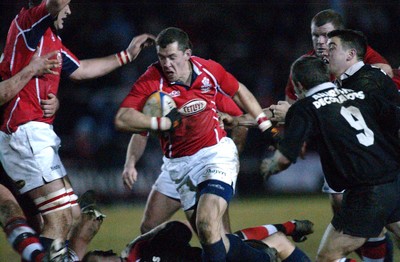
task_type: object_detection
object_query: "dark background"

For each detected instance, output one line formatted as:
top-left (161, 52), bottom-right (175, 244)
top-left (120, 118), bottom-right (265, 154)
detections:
top-left (1, 1), bottom-right (399, 198)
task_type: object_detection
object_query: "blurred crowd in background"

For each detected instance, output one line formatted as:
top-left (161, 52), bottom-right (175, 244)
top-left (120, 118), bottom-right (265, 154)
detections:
top-left (1, 0), bottom-right (399, 199)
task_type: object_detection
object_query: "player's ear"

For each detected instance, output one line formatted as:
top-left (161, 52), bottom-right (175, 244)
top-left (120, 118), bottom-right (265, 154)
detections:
top-left (184, 48), bottom-right (192, 59)
top-left (346, 48), bottom-right (356, 61)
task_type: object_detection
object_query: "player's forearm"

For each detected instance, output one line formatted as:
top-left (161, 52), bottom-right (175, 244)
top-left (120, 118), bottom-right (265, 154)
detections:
top-left (46, 0), bottom-right (71, 17)
top-left (0, 66), bottom-right (35, 105)
top-left (233, 83), bottom-right (264, 119)
top-left (115, 108), bottom-right (153, 133)
top-left (70, 55), bottom-right (122, 81)
top-left (125, 134), bottom-right (148, 167)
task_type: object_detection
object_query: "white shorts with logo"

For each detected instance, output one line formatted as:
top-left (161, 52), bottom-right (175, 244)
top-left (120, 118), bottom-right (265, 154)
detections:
top-left (163, 137), bottom-right (239, 211)
top-left (0, 121), bottom-right (67, 194)
top-left (152, 168), bottom-right (181, 200)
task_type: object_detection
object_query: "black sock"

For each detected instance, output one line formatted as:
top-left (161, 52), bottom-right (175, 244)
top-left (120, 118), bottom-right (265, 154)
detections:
top-left (282, 247), bottom-right (311, 262)
top-left (226, 234), bottom-right (270, 261)
top-left (201, 238), bottom-right (226, 262)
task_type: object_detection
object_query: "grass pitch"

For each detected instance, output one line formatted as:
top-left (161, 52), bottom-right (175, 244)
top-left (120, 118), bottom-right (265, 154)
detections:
top-left (1, 194), bottom-right (399, 261)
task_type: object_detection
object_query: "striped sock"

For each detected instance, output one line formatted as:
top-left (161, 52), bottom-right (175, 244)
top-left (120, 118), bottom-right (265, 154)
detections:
top-left (4, 217), bottom-right (45, 262)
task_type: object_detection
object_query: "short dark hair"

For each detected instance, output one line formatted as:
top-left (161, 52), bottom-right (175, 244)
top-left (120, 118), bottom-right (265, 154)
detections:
top-left (156, 27), bottom-right (193, 52)
top-left (291, 56), bottom-right (330, 90)
top-left (29, 0), bottom-right (42, 8)
top-left (311, 9), bottom-right (345, 30)
top-left (327, 29), bottom-right (367, 60)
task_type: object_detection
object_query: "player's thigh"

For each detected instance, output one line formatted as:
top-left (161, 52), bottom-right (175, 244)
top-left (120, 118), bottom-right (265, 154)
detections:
top-left (316, 223), bottom-right (366, 262)
top-left (0, 184), bottom-right (24, 224)
top-left (329, 193), bottom-right (343, 214)
top-left (26, 179), bottom-right (72, 227)
top-left (222, 208), bottom-right (232, 233)
top-left (262, 232), bottom-right (295, 260)
top-left (195, 194), bottom-right (227, 235)
top-left (141, 189), bottom-right (181, 231)
top-left (386, 221), bottom-right (400, 239)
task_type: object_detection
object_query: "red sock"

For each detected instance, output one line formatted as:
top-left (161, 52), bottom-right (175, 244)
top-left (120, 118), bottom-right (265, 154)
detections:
top-left (235, 226), bottom-right (270, 240)
top-left (360, 238), bottom-right (386, 261)
top-left (234, 220), bottom-right (297, 240)
top-left (278, 221), bottom-right (296, 235)
top-left (4, 217), bottom-right (45, 262)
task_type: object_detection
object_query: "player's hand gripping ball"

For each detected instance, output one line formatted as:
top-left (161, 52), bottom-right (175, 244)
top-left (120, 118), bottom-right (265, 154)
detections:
top-left (143, 91), bottom-right (181, 131)
top-left (142, 91), bottom-right (177, 117)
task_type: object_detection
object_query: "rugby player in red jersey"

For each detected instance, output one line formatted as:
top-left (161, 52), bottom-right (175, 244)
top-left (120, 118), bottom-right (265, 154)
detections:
top-left (115, 27), bottom-right (276, 261)
top-left (0, 0), bottom-right (154, 259)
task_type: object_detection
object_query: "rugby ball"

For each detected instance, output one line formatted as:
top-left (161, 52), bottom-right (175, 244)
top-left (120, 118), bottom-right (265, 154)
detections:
top-left (142, 91), bottom-right (176, 117)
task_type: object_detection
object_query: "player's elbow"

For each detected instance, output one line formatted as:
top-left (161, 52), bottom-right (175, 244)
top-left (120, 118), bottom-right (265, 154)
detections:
top-left (114, 115), bottom-right (128, 132)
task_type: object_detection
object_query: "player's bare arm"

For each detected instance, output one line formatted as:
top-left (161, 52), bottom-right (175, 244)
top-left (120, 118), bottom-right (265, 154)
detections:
top-left (126, 33), bottom-right (155, 61)
top-left (115, 108), bottom-right (153, 132)
top-left (219, 108), bottom-right (275, 129)
top-left (69, 33), bottom-right (155, 81)
top-left (115, 106), bottom-right (181, 133)
top-left (0, 50), bottom-right (60, 106)
top-left (122, 134), bottom-right (149, 190)
top-left (233, 83), bottom-right (265, 119)
top-left (46, 0), bottom-right (71, 17)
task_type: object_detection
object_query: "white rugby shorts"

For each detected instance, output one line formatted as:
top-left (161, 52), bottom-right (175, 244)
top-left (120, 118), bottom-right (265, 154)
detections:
top-left (163, 137), bottom-right (239, 211)
top-left (0, 121), bottom-right (67, 194)
top-left (152, 167), bottom-right (181, 200)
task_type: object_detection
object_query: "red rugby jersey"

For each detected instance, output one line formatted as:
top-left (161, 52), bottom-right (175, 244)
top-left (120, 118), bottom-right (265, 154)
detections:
top-left (120, 56), bottom-right (240, 158)
top-left (0, 2), bottom-right (79, 133)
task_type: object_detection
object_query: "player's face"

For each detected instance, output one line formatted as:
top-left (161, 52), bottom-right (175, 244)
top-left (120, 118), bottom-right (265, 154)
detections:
top-left (327, 36), bottom-right (349, 78)
top-left (54, 4), bottom-right (71, 30)
top-left (157, 41), bottom-right (191, 83)
top-left (311, 22), bottom-right (336, 59)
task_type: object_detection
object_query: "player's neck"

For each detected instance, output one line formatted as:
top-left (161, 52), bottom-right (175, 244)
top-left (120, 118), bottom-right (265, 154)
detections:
top-left (183, 62), bottom-right (193, 86)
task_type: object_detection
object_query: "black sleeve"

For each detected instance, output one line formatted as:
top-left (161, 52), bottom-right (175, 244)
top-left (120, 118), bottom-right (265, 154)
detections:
top-left (368, 90), bottom-right (400, 134)
top-left (278, 102), bottom-right (314, 163)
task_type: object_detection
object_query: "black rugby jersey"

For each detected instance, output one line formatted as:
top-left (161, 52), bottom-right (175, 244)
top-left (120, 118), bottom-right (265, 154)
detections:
top-left (279, 81), bottom-right (400, 192)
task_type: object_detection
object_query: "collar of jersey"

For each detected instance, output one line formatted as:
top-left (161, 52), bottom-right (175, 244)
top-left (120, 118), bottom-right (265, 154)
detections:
top-left (306, 82), bottom-right (337, 97)
top-left (169, 59), bottom-right (200, 88)
top-left (340, 61), bottom-right (364, 81)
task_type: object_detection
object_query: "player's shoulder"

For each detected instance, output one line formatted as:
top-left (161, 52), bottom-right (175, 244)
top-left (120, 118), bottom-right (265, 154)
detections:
top-left (191, 56), bottom-right (224, 71)
top-left (358, 64), bottom-right (389, 80)
top-left (17, 2), bottom-right (50, 25)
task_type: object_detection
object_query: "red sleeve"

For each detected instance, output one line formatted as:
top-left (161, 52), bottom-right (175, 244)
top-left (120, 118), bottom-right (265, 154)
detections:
top-left (364, 45), bottom-right (389, 65)
top-left (195, 57), bottom-right (239, 97)
top-left (215, 93), bottom-right (243, 116)
top-left (17, 2), bottom-right (50, 28)
top-left (285, 73), bottom-right (297, 101)
top-left (219, 71), bottom-right (240, 97)
top-left (60, 44), bottom-right (80, 76)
